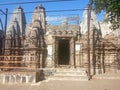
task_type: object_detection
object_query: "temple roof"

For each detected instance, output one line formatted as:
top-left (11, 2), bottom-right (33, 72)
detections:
top-left (80, 5), bottom-right (101, 34)
top-left (6, 6), bottom-right (26, 36)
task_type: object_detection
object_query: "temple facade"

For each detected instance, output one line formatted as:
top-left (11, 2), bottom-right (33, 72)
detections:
top-left (0, 5), bottom-right (120, 83)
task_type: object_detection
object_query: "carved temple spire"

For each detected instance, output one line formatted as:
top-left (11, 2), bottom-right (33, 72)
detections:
top-left (6, 6), bottom-right (26, 37)
top-left (80, 5), bottom-right (101, 34)
top-left (30, 4), bottom-right (46, 33)
top-left (5, 6), bottom-right (26, 48)
top-left (24, 5), bottom-right (46, 48)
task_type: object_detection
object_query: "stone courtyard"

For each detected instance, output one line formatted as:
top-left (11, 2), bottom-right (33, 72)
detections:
top-left (0, 79), bottom-right (120, 90)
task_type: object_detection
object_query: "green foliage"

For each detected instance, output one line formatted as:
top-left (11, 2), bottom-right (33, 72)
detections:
top-left (90, 0), bottom-right (120, 30)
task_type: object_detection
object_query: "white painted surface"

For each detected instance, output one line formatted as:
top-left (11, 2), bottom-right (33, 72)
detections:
top-left (75, 44), bottom-right (80, 51)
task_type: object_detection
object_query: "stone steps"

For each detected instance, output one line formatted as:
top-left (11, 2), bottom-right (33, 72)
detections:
top-left (47, 68), bottom-right (88, 81)
top-left (54, 71), bottom-right (86, 76)
top-left (49, 76), bottom-right (88, 81)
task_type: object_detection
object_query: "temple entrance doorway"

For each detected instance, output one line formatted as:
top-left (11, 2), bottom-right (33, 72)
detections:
top-left (58, 39), bottom-right (70, 65)
top-left (54, 37), bottom-right (75, 67)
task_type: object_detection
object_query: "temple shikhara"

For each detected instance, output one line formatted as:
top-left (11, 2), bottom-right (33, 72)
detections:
top-left (0, 5), bottom-right (120, 83)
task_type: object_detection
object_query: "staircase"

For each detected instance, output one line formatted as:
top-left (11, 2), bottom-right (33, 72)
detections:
top-left (47, 68), bottom-right (88, 81)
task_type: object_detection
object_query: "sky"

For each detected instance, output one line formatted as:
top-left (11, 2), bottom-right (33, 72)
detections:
top-left (0, 0), bottom-right (104, 28)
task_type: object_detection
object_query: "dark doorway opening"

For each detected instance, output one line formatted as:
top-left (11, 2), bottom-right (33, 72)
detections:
top-left (58, 39), bottom-right (70, 65)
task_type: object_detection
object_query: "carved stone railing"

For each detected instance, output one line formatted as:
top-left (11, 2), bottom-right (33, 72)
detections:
top-left (0, 55), bottom-right (38, 70)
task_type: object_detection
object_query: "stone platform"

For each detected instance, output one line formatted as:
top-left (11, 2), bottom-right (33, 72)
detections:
top-left (0, 69), bottom-right (43, 84)
top-left (0, 68), bottom-right (88, 84)
top-left (92, 70), bottom-right (120, 80)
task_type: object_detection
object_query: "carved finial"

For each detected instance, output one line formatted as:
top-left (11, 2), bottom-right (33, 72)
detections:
top-left (35, 4), bottom-right (44, 9)
top-left (39, 4), bottom-right (43, 7)
top-left (16, 5), bottom-right (22, 9)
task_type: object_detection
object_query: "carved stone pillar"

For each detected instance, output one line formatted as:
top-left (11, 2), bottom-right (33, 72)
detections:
top-left (40, 52), bottom-right (43, 68)
top-left (52, 37), bottom-right (56, 67)
top-left (70, 37), bottom-right (75, 67)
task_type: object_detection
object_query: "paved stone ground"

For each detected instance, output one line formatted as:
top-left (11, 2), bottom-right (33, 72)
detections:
top-left (0, 79), bottom-right (120, 90)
